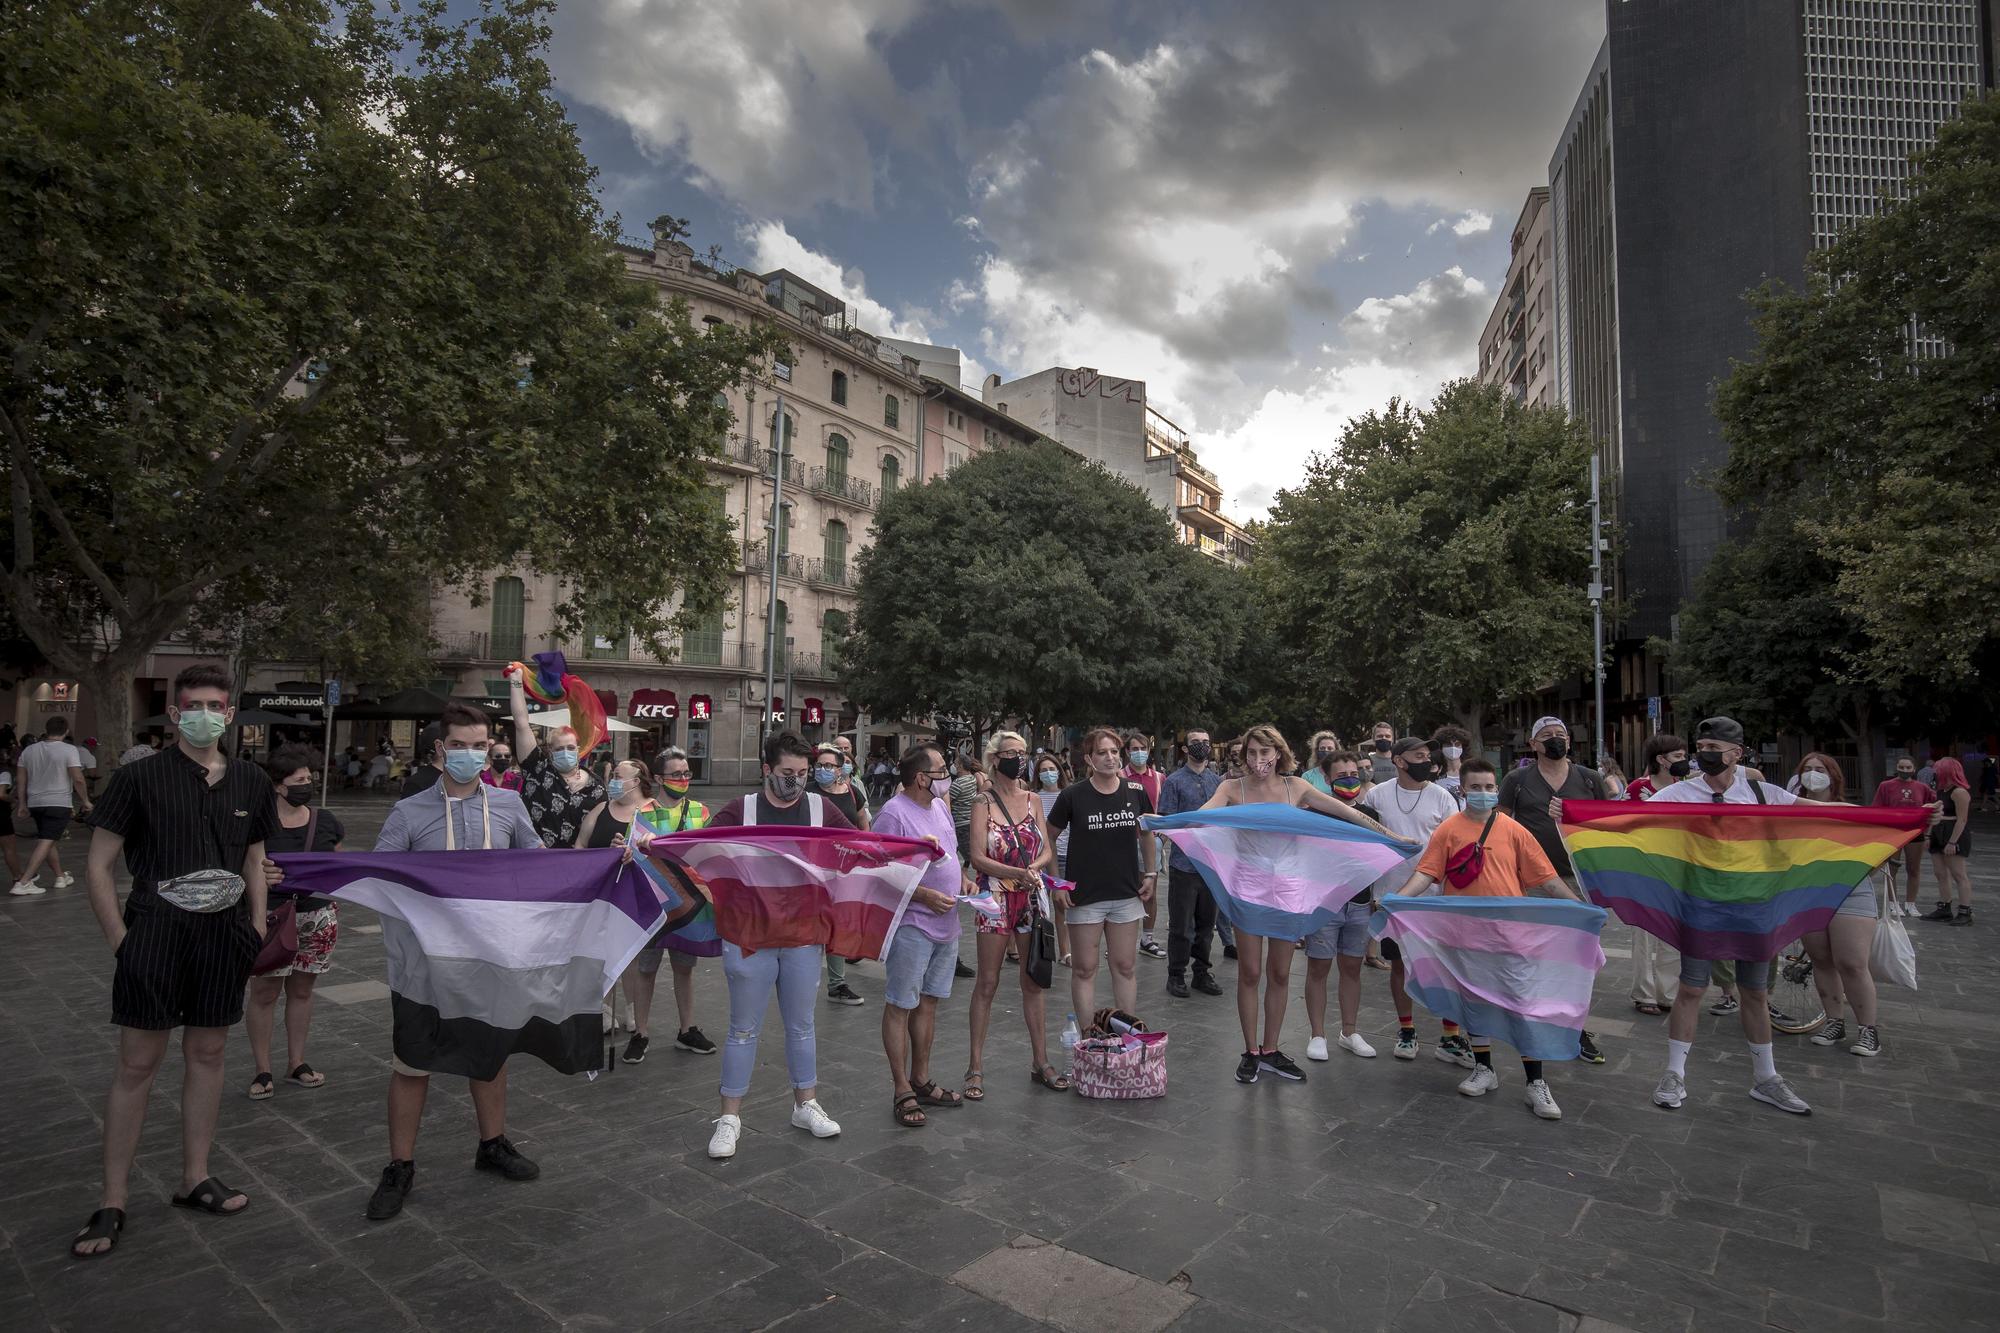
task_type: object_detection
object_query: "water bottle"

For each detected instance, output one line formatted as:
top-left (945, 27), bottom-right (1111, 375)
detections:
top-left (1060, 1012), bottom-right (1080, 1072)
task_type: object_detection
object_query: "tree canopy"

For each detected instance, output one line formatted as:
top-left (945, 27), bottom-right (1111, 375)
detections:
top-left (0, 0), bottom-right (783, 753)
top-left (1714, 90), bottom-right (1999, 688)
top-left (837, 441), bottom-right (1245, 737)
top-left (1250, 381), bottom-right (1595, 743)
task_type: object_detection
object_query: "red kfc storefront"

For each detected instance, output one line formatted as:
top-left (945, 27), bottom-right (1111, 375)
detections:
top-left (628, 688), bottom-right (680, 775)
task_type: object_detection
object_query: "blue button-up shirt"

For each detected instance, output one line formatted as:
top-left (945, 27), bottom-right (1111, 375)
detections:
top-left (376, 780), bottom-right (543, 852)
top-left (1155, 763), bottom-right (1224, 872)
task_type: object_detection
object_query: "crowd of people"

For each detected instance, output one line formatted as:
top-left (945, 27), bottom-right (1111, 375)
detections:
top-left (24, 666), bottom-right (1984, 1259)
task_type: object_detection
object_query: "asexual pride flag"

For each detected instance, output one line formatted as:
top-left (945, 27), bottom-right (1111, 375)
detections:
top-left (643, 826), bottom-right (939, 960)
top-left (273, 849), bottom-right (661, 1081)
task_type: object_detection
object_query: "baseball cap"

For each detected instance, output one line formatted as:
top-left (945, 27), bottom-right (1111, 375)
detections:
top-left (1529, 716), bottom-right (1567, 738)
top-left (1695, 716), bottom-right (1746, 746)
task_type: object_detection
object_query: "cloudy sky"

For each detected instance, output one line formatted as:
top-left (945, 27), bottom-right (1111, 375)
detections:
top-left (543, 0), bottom-right (1607, 517)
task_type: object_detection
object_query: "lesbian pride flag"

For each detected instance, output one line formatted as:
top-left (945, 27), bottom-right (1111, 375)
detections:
top-left (1145, 804), bottom-right (1420, 939)
top-left (643, 826), bottom-right (939, 959)
top-left (273, 849), bottom-right (659, 1081)
top-left (1560, 801), bottom-right (1926, 958)
top-left (1371, 895), bottom-right (1607, 1061)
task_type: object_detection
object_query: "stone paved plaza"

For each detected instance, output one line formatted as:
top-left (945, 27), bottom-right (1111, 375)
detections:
top-left (2, 799), bottom-right (1996, 1332)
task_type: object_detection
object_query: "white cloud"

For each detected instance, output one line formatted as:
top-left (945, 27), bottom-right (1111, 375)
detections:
top-left (1426, 209), bottom-right (1494, 237)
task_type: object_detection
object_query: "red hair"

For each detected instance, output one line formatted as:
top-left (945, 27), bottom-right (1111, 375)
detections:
top-left (1931, 757), bottom-right (1969, 790)
top-left (1796, 752), bottom-right (1845, 803)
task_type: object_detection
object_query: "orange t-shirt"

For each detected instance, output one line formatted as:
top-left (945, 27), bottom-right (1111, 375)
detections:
top-left (1414, 810), bottom-right (1556, 897)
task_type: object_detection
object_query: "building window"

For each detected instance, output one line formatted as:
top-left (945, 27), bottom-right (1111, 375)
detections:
top-left (826, 433), bottom-right (849, 484)
top-left (831, 370), bottom-right (847, 405)
top-left (824, 519), bottom-right (848, 577)
top-left (822, 607), bottom-right (849, 664)
top-left (884, 394), bottom-right (899, 429)
top-left (880, 453), bottom-right (900, 497)
top-left (584, 616), bottom-right (627, 661)
top-left (948, 452), bottom-right (963, 470)
top-left (682, 608), bottom-right (723, 665)
top-left (490, 577), bottom-right (524, 661)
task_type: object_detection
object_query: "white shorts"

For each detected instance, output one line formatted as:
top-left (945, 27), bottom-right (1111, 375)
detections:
top-left (1064, 897), bottom-right (1144, 926)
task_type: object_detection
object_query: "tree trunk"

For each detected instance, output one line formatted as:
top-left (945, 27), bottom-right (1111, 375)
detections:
top-left (81, 659), bottom-right (138, 777)
top-left (1458, 701), bottom-right (1486, 757)
top-left (1853, 696), bottom-right (1882, 791)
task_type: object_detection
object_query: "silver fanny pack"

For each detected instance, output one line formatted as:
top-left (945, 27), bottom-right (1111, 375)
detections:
top-left (155, 868), bottom-right (247, 913)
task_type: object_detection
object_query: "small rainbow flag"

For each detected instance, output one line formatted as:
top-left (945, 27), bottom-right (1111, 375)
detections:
top-left (1560, 800), bottom-right (1927, 958)
top-left (508, 650), bottom-right (608, 756)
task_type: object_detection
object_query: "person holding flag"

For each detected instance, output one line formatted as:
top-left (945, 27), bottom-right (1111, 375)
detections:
top-left (1382, 759), bottom-right (1585, 1120)
top-left (616, 748), bottom-right (718, 1061)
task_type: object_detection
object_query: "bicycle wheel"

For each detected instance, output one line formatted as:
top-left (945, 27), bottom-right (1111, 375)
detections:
top-left (1767, 949), bottom-right (1826, 1035)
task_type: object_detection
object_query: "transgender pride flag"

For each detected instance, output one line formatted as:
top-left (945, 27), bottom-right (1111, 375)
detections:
top-left (643, 826), bottom-right (940, 960)
top-left (1145, 804), bottom-right (1420, 939)
top-left (1371, 895), bottom-right (1608, 1061)
top-left (273, 849), bottom-right (661, 1081)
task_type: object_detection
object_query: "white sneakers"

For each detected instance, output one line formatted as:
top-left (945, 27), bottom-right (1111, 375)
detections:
top-left (1456, 1064), bottom-right (1499, 1097)
top-left (709, 1100), bottom-right (843, 1159)
top-left (52, 873), bottom-right (74, 889)
top-left (9, 880), bottom-right (45, 897)
top-left (1524, 1080), bottom-right (1563, 1120)
top-left (1338, 1032), bottom-right (1377, 1059)
top-left (1306, 1037), bottom-right (1329, 1061)
top-left (791, 1098), bottom-right (842, 1139)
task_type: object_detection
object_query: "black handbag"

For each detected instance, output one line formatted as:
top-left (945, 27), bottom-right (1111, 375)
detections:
top-left (1024, 901), bottom-right (1057, 990)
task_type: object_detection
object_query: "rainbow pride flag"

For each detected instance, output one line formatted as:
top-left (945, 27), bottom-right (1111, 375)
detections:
top-left (1560, 800), bottom-right (1927, 958)
top-left (508, 650), bottom-right (608, 757)
top-left (1371, 895), bottom-right (1607, 1061)
top-left (1144, 804), bottom-right (1420, 939)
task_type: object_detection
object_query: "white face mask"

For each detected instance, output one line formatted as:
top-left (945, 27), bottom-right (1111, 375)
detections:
top-left (1799, 770), bottom-right (1832, 792)
top-left (1441, 745), bottom-right (1463, 760)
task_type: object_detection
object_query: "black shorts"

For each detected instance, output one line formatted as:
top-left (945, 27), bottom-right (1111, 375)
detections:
top-left (28, 806), bottom-right (71, 841)
top-left (111, 895), bottom-right (260, 1030)
top-left (1930, 825), bottom-right (1972, 856)
top-left (1378, 937), bottom-right (1401, 963)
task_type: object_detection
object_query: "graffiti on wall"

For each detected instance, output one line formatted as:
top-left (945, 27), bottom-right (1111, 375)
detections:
top-left (1057, 367), bottom-right (1140, 403)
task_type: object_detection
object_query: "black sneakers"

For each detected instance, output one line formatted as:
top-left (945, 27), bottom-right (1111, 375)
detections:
top-left (621, 1034), bottom-right (650, 1064)
top-left (1166, 975), bottom-right (1191, 998)
top-left (366, 1160), bottom-right (414, 1221)
top-left (1192, 973), bottom-right (1223, 996)
top-left (1235, 1051), bottom-right (1260, 1084)
top-left (1923, 902), bottom-right (1955, 921)
top-left (827, 982), bottom-right (864, 1006)
top-left (1578, 1031), bottom-right (1605, 1065)
top-left (1258, 1049), bottom-right (1306, 1082)
top-left (474, 1136), bottom-right (540, 1181)
top-left (675, 1026), bottom-right (718, 1054)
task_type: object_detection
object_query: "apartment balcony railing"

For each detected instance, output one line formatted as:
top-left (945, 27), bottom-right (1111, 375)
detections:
top-left (434, 631), bottom-right (492, 661)
top-left (675, 638), bottom-right (834, 677)
top-left (807, 558), bottom-right (850, 589)
top-left (743, 541), bottom-right (808, 581)
top-left (808, 467), bottom-right (876, 508)
top-left (711, 435), bottom-right (763, 472)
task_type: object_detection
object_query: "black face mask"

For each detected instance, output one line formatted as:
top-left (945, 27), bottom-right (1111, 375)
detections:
top-left (1668, 759), bottom-right (1691, 778)
top-left (1541, 739), bottom-right (1569, 761)
top-left (1373, 739), bottom-right (1392, 753)
top-left (1402, 760), bottom-right (1435, 782)
top-left (1695, 750), bottom-right (1730, 776)
top-left (1186, 740), bottom-right (1212, 761)
top-left (995, 755), bottom-right (1026, 781)
top-left (281, 784), bottom-right (315, 807)
top-left (490, 755), bottom-right (512, 770)
top-left (1316, 747), bottom-right (1335, 761)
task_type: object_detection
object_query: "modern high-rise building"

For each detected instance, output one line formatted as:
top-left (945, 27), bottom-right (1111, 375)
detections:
top-left (1544, 0), bottom-right (1995, 766)
top-left (1474, 186), bottom-right (1555, 407)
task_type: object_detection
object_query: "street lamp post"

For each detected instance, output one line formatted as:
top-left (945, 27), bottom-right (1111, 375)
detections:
top-left (1589, 452), bottom-right (1606, 768)
top-left (762, 393), bottom-right (788, 745)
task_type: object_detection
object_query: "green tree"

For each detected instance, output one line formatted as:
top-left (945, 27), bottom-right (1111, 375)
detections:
top-left (1714, 91), bottom-right (1999, 687)
top-left (838, 441), bottom-right (1244, 736)
top-left (1255, 382), bottom-right (1594, 744)
top-left (0, 0), bottom-right (784, 759)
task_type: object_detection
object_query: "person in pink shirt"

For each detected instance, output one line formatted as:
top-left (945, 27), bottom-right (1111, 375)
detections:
top-left (1123, 732), bottom-right (1167, 959)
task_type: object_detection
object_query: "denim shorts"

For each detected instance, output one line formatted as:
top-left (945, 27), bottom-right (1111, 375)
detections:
top-left (1064, 897), bottom-right (1145, 927)
top-left (1303, 897), bottom-right (1373, 959)
top-left (883, 924), bottom-right (959, 1009)
top-left (1833, 878), bottom-right (1878, 919)
top-left (1679, 957), bottom-right (1774, 990)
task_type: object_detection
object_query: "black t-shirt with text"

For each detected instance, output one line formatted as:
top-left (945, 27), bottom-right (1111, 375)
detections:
top-left (1047, 778), bottom-right (1154, 906)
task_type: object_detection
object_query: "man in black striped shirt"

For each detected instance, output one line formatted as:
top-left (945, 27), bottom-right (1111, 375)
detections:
top-left (70, 665), bottom-right (276, 1259)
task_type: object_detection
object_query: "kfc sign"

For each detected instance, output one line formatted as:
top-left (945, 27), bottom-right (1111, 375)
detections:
top-left (629, 689), bottom-right (678, 721)
top-left (688, 694), bottom-right (713, 721)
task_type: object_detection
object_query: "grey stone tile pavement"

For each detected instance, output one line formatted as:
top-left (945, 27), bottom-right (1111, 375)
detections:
top-left (1, 797), bottom-right (1996, 1330)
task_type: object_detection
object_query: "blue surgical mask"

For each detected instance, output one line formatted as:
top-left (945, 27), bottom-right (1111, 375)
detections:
top-left (607, 778), bottom-right (628, 800)
top-left (444, 749), bottom-right (487, 783)
top-left (813, 765), bottom-right (838, 786)
top-left (1039, 770), bottom-right (1060, 789)
top-left (1465, 790), bottom-right (1499, 812)
top-left (841, 760), bottom-right (854, 776)
top-left (550, 749), bottom-right (579, 774)
top-left (1127, 750), bottom-right (1148, 768)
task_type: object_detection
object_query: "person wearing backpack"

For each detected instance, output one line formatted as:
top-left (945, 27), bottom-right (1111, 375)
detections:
top-left (1385, 758), bottom-right (1581, 1121)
